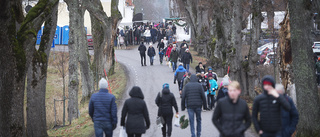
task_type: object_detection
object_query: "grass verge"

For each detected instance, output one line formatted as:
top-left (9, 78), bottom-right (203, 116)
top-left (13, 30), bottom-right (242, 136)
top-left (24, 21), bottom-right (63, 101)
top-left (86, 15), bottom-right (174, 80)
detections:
top-left (47, 61), bottom-right (127, 136)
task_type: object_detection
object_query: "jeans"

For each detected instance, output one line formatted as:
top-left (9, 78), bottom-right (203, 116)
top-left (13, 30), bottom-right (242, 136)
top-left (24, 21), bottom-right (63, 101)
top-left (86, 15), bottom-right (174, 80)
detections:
top-left (172, 61), bottom-right (177, 71)
top-left (207, 94), bottom-right (215, 109)
top-left (188, 108), bottom-right (202, 137)
top-left (159, 55), bottom-right (164, 64)
top-left (94, 121), bottom-right (113, 137)
top-left (146, 37), bottom-right (151, 44)
top-left (260, 131), bottom-right (282, 137)
top-left (140, 53), bottom-right (146, 66)
top-left (162, 114), bottom-right (173, 136)
top-left (149, 56), bottom-right (154, 65)
top-left (184, 64), bottom-right (190, 72)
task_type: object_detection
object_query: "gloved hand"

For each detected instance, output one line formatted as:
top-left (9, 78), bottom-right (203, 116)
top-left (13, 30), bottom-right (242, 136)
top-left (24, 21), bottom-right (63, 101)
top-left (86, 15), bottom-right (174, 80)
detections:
top-left (146, 125), bottom-right (150, 129)
top-left (212, 88), bottom-right (215, 91)
top-left (174, 81), bottom-right (176, 84)
top-left (112, 124), bottom-right (117, 130)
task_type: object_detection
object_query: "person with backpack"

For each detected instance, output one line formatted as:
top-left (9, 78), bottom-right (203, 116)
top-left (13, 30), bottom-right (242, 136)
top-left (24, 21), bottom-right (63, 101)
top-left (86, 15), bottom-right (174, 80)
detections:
top-left (120, 86), bottom-right (150, 137)
top-left (155, 83), bottom-right (179, 137)
top-left (216, 78), bottom-right (230, 102)
top-left (174, 63), bottom-right (187, 92)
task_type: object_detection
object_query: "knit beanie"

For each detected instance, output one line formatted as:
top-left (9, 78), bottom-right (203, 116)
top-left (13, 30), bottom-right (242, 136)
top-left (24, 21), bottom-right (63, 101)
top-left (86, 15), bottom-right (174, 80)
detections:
top-left (163, 83), bottom-right (170, 89)
top-left (99, 78), bottom-right (108, 89)
top-left (222, 78), bottom-right (230, 86)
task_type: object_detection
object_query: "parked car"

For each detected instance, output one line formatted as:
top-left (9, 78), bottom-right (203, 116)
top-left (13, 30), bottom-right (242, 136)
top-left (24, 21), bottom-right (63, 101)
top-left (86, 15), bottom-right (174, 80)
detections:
top-left (312, 42), bottom-right (320, 53)
top-left (87, 34), bottom-right (93, 50)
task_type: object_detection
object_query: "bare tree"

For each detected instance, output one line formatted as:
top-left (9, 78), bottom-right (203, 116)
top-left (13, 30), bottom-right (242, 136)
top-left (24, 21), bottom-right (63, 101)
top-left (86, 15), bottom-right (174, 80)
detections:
top-left (288, 0), bottom-right (320, 136)
top-left (0, 0), bottom-right (59, 136)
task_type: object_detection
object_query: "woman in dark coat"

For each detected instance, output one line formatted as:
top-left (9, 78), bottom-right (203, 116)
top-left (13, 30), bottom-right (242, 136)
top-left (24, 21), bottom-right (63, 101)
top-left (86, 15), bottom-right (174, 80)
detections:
top-left (121, 86), bottom-right (150, 137)
top-left (155, 84), bottom-right (179, 137)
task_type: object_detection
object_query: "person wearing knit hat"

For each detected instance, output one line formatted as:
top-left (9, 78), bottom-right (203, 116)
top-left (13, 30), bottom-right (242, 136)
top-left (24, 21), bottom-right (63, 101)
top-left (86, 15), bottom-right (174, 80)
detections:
top-left (252, 75), bottom-right (291, 136)
top-left (181, 48), bottom-right (192, 72)
top-left (206, 66), bottom-right (218, 81)
top-left (216, 77), bottom-right (230, 102)
top-left (89, 78), bottom-right (118, 136)
top-left (195, 62), bottom-right (206, 74)
top-left (147, 43), bottom-right (156, 65)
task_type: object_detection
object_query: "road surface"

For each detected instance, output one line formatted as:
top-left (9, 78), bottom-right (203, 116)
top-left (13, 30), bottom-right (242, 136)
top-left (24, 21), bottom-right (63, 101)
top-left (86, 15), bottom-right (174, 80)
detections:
top-left (113, 45), bottom-right (257, 137)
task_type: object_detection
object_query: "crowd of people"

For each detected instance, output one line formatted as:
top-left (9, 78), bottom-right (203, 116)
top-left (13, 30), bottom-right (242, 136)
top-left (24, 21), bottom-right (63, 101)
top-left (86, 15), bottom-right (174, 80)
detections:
top-left (89, 23), bottom-right (299, 137)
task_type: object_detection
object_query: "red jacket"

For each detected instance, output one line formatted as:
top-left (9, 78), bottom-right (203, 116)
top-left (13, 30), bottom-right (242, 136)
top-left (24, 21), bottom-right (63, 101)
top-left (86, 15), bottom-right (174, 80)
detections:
top-left (166, 46), bottom-right (173, 58)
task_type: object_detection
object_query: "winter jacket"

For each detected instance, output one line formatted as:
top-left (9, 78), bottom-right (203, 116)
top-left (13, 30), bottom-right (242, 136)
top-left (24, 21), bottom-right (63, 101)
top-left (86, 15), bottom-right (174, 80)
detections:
top-left (121, 86), bottom-right (150, 134)
top-left (208, 79), bottom-right (218, 95)
top-left (195, 65), bottom-right (206, 74)
top-left (198, 76), bottom-right (210, 92)
top-left (134, 29), bottom-right (141, 37)
top-left (179, 48), bottom-right (186, 58)
top-left (138, 44), bottom-right (147, 54)
top-left (170, 49), bottom-right (179, 62)
top-left (155, 88), bottom-right (179, 116)
top-left (174, 65), bottom-right (187, 83)
top-left (147, 47), bottom-right (156, 57)
top-left (181, 74), bottom-right (207, 110)
top-left (252, 75), bottom-right (291, 133)
top-left (180, 43), bottom-right (189, 49)
top-left (166, 46), bottom-right (173, 58)
top-left (181, 75), bottom-right (191, 90)
top-left (281, 95), bottom-right (299, 137)
top-left (89, 89), bottom-right (117, 124)
top-left (144, 29), bottom-right (151, 37)
top-left (205, 72), bottom-right (218, 81)
top-left (182, 52), bottom-right (193, 64)
top-left (212, 96), bottom-right (251, 137)
top-left (150, 28), bottom-right (157, 37)
top-left (217, 87), bottom-right (228, 101)
top-left (157, 42), bottom-right (165, 50)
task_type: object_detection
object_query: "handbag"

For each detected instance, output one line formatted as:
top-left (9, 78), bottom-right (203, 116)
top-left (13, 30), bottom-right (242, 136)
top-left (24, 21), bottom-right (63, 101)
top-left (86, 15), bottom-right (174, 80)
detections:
top-left (119, 126), bottom-right (127, 137)
top-left (156, 91), bottom-right (165, 128)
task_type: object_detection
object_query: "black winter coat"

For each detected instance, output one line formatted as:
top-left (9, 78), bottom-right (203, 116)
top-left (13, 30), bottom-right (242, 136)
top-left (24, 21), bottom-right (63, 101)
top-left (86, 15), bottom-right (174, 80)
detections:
top-left (121, 86), bottom-right (150, 134)
top-left (216, 87), bottom-right (228, 101)
top-left (182, 52), bottom-right (193, 64)
top-left (138, 44), bottom-right (146, 54)
top-left (252, 76), bottom-right (291, 133)
top-left (147, 47), bottom-right (156, 57)
top-left (155, 88), bottom-right (179, 116)
top-left (212, 97), bottom-right (251, 137)
top-left (170, 50), bottom-right (179, 62)
top-left (195, 65), bottom-right (206, 74)
top-left (181, 74), bottom-right (207, 110)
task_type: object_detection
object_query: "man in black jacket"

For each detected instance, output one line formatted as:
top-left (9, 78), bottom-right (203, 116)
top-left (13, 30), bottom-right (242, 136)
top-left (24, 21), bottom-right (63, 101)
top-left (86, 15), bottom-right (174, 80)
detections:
top-left (155, 84), bottom-right (179, 137)
top-left (252, 75), bottom-right (291, 137)
top-left (212, 81), bottom-right (251, 137)
top-left (147, 44), bottom-right (156, 65)
top-left (138, 43), bottom-right (147, 66)
top-left (182, 48), bottom-right (192, 72)
top-left (181, 74), bottom-right (207, 137)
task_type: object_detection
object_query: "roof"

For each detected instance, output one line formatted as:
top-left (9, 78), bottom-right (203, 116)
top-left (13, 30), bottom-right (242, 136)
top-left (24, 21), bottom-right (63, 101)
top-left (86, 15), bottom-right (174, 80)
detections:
top-left (126, 0), bottom-right (134, 6)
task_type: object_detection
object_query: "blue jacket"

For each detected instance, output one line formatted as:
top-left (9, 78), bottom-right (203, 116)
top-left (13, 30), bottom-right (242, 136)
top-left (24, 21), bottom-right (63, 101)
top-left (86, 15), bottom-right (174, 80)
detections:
top-left (89, 89), bottom-right (117, 124)
top-left (281, 95), bottom-right (299, 137)
top-left (208, 79), bottom-right (218, 95)
top-left (174, 65), bottom-right (187, 82)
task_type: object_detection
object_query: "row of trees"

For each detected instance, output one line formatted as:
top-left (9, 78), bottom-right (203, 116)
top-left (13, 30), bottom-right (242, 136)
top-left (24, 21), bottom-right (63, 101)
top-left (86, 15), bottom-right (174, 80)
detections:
top-left (0, 0), bottom-right (121, 136)
top-left (171, 0), bottom-right (320, 136)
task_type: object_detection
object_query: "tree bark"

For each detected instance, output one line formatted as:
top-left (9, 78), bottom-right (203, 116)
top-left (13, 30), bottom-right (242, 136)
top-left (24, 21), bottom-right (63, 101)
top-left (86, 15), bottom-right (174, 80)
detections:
top-left (65, 0), bottom-right (83, 122)
top-left (288, 0), bottom-right (320, 136)
top-left (26, 2), bottom-right (58, 136)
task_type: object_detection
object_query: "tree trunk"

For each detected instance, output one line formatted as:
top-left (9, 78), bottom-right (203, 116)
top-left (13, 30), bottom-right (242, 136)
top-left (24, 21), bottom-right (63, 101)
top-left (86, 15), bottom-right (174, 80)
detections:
top-left (65, 0), bottom-right (82, 122)
top-left (288, 0), bottom-right (320, 136)
top-left (246, 0), bottom-right (263, 98)
top-left (26, 2), bottom-right (58, 136)
top-left (0, 0), bottom-right (58, 136)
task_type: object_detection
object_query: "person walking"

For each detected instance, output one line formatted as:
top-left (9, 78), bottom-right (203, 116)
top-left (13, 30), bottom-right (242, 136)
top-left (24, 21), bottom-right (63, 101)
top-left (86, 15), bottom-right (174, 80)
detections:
top-left (155, 83), bottom-right (179, 137)
top-left (179, 44), bottom-right (187, 60)
top-left (147, 43), bottom-right (156, 66)
top-left (180, 40), bottom-right (189, 49)
top-left (138, 43), bottom-right (147, 66)
top-left (275, 84), bottom-right (299, 137)
top-left (182, 49), bottom-right (192, 72)
top-left (89, 78), bottom-right (117, 137)
top-left (181, 74), bottom-right (208, 137)
top-left (212, 81), bottom-right (251, 137)
top-left (166, 44), bottom-right (173, 59)
top-left (159, 48), bottom-right (165, 65)
top-left (170, 45), bottom-right (179, 72)
top-left (144, 27), bottom-right (151, 44)
top-left (252, 75), bottom-right (291, 137)
top-left (158, 39), bottom-right (165, 52)
top-left (207, 74), bottom-right (218, 110)
top-left (151, 27), bottom-right (158, 43)
top-left (120, 86), bottom-right (151, 137)
top-left (205, 67), bottom-right (218, 81)
top-left (198, 71), bottom-right (210, 111)
top-left (174, 63), bottom-right (187, 92)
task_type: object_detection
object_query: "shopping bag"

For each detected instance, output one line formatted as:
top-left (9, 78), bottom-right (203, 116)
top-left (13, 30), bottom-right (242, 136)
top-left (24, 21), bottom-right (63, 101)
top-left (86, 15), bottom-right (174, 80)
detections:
top-left (156, 116), bottom-right (165, 128)
top-left (169, 62), bottom-right (172, 68)
top-left (174, 114), bottom-right (180, 127)
top-left (154, 56), bottom-right (156, 60)
top-left (119, 126), bottom-right (127, 137)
